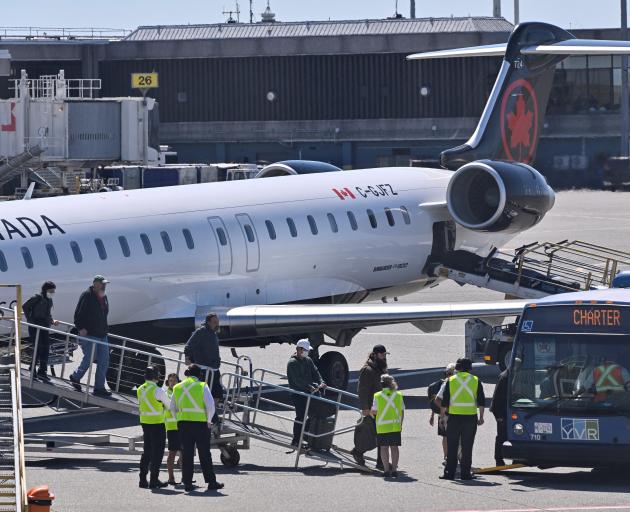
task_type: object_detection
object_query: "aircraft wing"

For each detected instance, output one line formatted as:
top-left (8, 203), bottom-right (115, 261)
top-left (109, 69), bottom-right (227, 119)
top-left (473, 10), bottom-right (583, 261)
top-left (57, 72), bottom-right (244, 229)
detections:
top-left (225, 300), bottom-right (528, 336)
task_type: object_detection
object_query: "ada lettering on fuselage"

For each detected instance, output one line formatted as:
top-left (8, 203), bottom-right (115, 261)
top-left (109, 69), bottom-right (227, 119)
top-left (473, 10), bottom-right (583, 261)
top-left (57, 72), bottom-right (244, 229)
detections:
top-left (0, 215), bottom-right (65, 241)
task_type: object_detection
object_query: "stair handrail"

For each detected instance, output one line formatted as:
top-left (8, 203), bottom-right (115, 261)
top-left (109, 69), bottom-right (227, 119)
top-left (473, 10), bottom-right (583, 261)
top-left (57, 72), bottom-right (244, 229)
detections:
top-left (7, 289), bottom-right (27, 511)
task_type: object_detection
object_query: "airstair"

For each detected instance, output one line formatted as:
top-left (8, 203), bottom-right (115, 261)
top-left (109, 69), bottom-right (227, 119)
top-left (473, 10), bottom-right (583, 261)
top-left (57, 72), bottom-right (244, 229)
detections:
top-left (438, 240), bottom-right (630, 299)
top-left (1, 307), bottom-right (369, 472)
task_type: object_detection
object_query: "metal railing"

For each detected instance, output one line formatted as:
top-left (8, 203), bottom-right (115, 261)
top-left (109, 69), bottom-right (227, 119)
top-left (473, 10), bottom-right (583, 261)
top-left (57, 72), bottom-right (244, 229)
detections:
top-left (488, 240), bottom-right (630, 293)
top-left (0, 26), bottom-right (130, 40)
top-left (3, 307), bottom-right (364, 470)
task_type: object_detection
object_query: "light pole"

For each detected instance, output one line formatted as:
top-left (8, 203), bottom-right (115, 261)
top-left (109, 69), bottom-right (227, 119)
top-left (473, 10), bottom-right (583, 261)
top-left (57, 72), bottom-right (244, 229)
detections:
top-left (622, 0), bottom-right (629, 156)
top-left (514, 0), bottom-right (519, 24)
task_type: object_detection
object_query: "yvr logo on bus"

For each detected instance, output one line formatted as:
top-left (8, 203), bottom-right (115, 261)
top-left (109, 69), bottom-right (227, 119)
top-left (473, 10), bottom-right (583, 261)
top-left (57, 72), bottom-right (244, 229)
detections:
top-left (561, 418), bottom-right (599, 441)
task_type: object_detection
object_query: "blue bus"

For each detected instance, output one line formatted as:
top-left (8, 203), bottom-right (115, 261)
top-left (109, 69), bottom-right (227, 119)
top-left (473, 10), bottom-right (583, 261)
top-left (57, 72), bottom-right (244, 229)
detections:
top-left (504, 288), bottom-right (630, 467)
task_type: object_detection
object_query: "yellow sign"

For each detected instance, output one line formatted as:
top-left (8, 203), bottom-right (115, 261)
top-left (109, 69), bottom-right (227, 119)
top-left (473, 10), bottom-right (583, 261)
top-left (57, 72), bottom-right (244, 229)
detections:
top-left (131, 73), bottom-right (158, 89)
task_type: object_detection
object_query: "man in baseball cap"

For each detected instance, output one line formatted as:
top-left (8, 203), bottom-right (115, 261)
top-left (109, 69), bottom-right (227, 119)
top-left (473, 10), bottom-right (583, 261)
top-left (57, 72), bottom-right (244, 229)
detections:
top-left (351, 344), bottom-right (390, 467)
top-left (286, 339), bottom-right (326, 447)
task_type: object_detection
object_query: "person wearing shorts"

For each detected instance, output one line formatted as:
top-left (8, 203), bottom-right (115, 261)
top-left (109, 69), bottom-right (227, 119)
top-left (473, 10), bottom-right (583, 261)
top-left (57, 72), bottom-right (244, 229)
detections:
top-left (164, 373), bottom-right (181, 485)
top-left (372, 374), bottom-right (404, 478)
top-left (428, 363), bottom-right (456, 464)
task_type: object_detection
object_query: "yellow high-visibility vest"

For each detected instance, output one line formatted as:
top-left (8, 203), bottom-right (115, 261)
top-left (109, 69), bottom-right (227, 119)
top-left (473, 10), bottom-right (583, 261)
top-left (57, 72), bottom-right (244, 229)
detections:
top-left (173, 377), bottom-right (207, 422)
top-left (164, 387), bottom-right (178, 431)
top-left (447, 372), bottom-right (479, 415)
top-left (373, 389), bottom-right (404, 434)
top-left (137, 381), bottom-right (165, 425)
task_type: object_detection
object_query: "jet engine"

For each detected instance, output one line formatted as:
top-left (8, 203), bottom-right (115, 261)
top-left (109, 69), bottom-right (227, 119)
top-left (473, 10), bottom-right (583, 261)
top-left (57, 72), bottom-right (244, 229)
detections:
top-left (446, 160), bottom-right (555, 233)
top-left (257, 160), bottom-right (342, 178)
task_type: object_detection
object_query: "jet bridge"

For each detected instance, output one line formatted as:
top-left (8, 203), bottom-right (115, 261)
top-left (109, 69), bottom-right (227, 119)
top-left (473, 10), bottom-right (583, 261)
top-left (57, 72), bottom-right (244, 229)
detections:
top-left (2, 308), bottom-right (368, 472)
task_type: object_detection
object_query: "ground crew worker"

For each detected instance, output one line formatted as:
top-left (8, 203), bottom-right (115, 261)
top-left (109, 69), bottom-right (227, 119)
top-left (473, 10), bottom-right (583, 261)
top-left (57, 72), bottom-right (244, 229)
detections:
top-left (137, 366), bottom-right (170, 489)
top-left (170, 364), bottom-right (224, 492)
top-left (577, 358), bottom-right (630, 402)
top-left (371, 374), bottom-right (404, 478)
top-left (428, 363), bottom-right (456, 464)
top-left (490, 368), bottom-right (509, 467)
top-left (437, 358), bottom-right (485, 481)
top-left (164, 373), bottom-right (181, 485)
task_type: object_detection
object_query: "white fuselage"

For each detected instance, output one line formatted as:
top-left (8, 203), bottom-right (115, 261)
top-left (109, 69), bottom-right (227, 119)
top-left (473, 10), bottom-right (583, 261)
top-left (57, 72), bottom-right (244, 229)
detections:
top-left (0, 167), bottom-right (515, 334)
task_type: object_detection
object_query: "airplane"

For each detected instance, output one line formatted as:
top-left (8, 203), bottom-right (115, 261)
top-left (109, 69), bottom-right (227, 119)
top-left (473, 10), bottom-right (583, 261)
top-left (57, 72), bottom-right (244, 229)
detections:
top-left (0, 21), bottom-right (629, 389)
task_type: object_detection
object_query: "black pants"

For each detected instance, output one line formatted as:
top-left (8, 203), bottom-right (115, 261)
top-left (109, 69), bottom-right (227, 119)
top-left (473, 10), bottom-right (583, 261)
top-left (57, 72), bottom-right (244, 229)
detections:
top-left (206, 370), bottom-right (224, 424)
top-left (291, 395), bottom-right (311, 446)
top-left (28, 326), bottom-right (50, 375)
top-left (140, 423), bottom-right (166, 483)
top-left (494, 417), bottom-right (507, 463)
top-left (179, 421), bottom-right (217, 486)
top-left (445, 415), bottom-right (478, 477)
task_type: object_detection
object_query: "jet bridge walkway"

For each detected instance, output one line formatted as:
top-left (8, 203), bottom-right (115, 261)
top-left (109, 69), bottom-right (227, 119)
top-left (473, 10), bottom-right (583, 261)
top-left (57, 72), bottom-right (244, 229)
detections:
top-left (438, 240), bottom-right (630, 299)
top-left (2, 309), bottom-right (368, 471)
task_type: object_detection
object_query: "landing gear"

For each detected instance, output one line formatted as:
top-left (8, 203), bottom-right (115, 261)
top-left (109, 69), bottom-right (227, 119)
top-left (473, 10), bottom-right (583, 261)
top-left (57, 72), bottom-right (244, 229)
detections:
top-left (220, 445), bottom-right (241, 467)
top-left (316, 351), bottom-right (349, 390)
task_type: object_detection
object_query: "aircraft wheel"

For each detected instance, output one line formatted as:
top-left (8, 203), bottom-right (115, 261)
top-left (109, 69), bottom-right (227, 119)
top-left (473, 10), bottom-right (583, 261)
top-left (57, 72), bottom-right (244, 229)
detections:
top-left (220, 445), bottom-right (240, 467)
top-left (317, 351), bottom-right (349, 390)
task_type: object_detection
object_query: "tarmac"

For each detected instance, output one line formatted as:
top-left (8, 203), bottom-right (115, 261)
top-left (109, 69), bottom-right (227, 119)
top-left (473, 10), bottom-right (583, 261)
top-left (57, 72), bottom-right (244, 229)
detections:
top-left (23, 190), bottom-right (630, 512)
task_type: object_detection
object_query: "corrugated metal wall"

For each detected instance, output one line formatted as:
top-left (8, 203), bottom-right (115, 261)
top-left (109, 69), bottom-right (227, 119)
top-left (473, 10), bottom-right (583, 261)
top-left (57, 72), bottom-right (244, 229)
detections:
top-left (99, 54), bottom-right (501, 122)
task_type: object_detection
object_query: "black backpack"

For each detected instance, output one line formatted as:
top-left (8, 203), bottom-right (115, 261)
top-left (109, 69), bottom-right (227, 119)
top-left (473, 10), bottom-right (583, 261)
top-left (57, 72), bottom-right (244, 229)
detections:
top-left (427, 379), bottom-right (444, 414)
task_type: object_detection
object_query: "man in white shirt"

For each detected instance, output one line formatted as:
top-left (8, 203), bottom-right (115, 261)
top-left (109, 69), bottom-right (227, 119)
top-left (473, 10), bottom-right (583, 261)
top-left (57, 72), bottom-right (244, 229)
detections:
top-left (169, 364), bottom-right (223, 492)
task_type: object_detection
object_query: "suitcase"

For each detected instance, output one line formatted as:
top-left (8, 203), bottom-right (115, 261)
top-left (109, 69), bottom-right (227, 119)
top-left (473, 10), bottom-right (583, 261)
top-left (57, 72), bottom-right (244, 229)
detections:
top-left (353, 416), bottom-right (377, 453)
top-left (308, 416), bottom-right (336, 451)
top-left (308, 389), bottom-right (338, 419)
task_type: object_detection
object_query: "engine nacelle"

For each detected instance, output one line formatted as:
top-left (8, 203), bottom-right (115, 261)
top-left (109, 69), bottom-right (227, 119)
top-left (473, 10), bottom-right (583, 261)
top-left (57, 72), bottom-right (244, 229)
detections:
top-left (257, 160), bottom-right (342, 178)
top-left (446, 160), bottom-right (555, 233)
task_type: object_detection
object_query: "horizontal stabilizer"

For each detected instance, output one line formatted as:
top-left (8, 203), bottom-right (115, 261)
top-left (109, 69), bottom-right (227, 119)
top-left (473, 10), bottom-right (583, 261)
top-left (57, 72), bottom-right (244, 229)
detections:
top-left (407, 39), bottom-right (630, 61)
top-left (407, 43), bottom-right (507, 60)
top-left (522, 39), bottom-right (630, 55)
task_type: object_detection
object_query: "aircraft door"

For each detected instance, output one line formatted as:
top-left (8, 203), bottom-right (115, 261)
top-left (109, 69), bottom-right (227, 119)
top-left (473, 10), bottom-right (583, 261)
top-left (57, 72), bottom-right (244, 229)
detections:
top-left (235, 213), bottom-right (260, 272)
top-left (207, 216), bottom-right (233, 275)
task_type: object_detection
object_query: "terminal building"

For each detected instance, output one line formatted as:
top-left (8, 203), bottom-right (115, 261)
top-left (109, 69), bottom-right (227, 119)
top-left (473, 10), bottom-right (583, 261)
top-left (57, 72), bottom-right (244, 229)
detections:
top-left (0, 16), bottom-right (627, 187)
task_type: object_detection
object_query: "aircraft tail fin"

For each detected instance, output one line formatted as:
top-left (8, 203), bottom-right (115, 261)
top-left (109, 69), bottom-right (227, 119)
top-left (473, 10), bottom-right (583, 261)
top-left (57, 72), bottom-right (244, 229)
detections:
top-left (408, 22), bottom-right (630, 170)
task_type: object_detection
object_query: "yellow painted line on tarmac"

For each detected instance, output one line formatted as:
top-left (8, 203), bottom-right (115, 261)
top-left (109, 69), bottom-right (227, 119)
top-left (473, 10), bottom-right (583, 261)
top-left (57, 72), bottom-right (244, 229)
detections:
top-left (473, 463), bottom-right (526, 474)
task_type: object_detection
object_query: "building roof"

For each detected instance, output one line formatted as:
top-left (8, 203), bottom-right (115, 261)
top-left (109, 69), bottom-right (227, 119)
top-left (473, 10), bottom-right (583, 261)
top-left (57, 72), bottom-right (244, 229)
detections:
top-left (125, 16), bottom-right (513, 42)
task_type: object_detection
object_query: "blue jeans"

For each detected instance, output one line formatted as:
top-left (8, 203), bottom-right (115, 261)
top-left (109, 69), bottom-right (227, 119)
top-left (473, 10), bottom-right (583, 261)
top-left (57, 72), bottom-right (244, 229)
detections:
top-left (72, 335), bottom-right (110, 390)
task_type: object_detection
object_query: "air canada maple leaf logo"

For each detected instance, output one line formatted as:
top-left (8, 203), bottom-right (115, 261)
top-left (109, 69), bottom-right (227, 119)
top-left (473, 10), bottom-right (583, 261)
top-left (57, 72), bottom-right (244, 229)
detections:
top-left (499, 79), bottom-right (538, 163)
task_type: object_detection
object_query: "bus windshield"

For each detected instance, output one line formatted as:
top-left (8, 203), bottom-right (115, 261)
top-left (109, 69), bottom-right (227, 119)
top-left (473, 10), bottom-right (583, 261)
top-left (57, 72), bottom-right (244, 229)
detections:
top-left (511, 332), bottom-right (630, 413)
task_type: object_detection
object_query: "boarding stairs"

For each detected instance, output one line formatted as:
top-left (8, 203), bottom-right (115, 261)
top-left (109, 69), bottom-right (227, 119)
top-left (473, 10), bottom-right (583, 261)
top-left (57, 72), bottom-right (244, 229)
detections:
top-left (438, 240), bottom-right (630, 299)
top-left (1, 308), bottom-right (368, 472)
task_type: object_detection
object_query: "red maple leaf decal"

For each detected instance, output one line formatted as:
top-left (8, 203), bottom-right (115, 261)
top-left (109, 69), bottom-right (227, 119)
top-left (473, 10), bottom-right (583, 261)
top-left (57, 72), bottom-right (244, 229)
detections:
top-left (506, 94), bottom-right (533, 150)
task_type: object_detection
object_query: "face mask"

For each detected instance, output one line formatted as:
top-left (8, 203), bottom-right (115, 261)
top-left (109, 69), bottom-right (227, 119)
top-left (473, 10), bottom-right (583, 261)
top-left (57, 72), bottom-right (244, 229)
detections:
top-left (46, 292), bottom-right (55, 298)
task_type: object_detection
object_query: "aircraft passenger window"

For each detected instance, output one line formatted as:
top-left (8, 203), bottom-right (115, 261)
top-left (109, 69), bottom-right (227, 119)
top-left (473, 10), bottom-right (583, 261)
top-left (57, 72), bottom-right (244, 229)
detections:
top-left (94, 238), bottom-right (107, 260)
top-left (367, 209), bottom-right (377, 229)
top-left (0, 250), bottom-right (7, 272)
top-left (215, 228), bottom-right (227, 247)
top-left (307, 215), bottom-right (318, 235)
top-left (385, 207), bottom-right (395, 227)
top-left (327, 213), bottom-right (338, 233)
top-left (21, 247), bottom-right (33, 269)
top-left (140, 233), bottom-right (153, 255)
top-left (400, 206), bottom-right (411, 225)
top-left (160, 231), bottom-right (173, 252)
top-left (45, 244), bottom-right (59, 266)
top-left (286, 218), bottom-right (297, 238)
top-left (70, 241), bottom-right (83, 263)
top-left (347, 211), bottom-right (358, 231)
top-left (265, 220), bottom-right (276, 240)
top-left (244, 224), bottom-right (255, 243)
top-left (118, 236), bottom-right (131, 257)
top-left (183, 229), bottom-right (195, 249)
